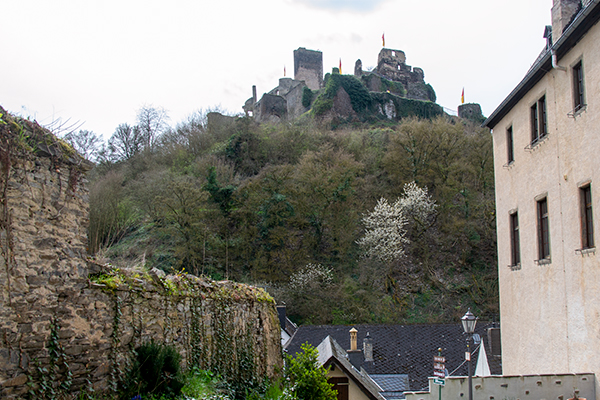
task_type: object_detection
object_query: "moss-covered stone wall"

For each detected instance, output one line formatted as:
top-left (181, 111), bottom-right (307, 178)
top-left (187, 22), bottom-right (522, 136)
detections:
top-left (0, 108), bottom-right (282, 398)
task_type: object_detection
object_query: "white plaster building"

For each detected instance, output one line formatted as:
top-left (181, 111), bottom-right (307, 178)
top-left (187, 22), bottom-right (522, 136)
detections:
top-left (483, 0), bottom-right (600, 395)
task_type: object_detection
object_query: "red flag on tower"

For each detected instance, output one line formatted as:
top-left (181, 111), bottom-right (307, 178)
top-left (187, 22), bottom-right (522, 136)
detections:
top-left (339, 58), bottom-right (342, 74)
top-left (284, 65), bottom-right (286, 77)
top-left (461, 88), bottom-right (465, 104)
top-left (382, 33), bottom-right (385, 47)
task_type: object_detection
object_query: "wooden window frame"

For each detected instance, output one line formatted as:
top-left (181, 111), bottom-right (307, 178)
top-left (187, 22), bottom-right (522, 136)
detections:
top-left (580, 184), bottom-right (594, 249)
top-left (510, 211), bottom-right (520, 267)
top-left (537, 197), bottom-right (550, 260)
top-left (573, 61), bottom-right (585, 112)
top-left (531, 102), bottom-right (539, 143)
top-left (328, 377), bottom-right (349, 400)
top-left (539, 96), bottom-right (547, 138)
top-left (506, 126), bottom-right (514, 164)
top-left (531, 96), bottom-right (547, 144)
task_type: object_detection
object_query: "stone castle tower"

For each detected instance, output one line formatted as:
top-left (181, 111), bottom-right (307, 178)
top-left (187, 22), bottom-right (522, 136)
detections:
top-left (293, 47), bottom-right (323, 91)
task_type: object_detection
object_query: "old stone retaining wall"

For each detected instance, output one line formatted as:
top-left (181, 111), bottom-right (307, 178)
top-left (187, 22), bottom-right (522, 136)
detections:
top-left (0, 110), bottom-right (282, 398)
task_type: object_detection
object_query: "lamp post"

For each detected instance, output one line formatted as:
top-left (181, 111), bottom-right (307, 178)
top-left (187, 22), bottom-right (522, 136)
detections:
top-left (461, 308), bottom-right (478, 400)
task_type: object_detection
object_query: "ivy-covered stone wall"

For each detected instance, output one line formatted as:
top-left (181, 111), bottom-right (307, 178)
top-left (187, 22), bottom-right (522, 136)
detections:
top-left (0, 109), bottom-right (282, 399)
top-left (90, 267), bottom-right (282, 395)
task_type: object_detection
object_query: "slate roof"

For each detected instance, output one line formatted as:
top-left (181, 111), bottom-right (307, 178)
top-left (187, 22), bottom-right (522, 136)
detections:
top-left (370, 374), bottom-right (410, 400)
top-left (370, 374), bottom-right (410, 392)
top-left (285, 323), bottom-right (502, 392)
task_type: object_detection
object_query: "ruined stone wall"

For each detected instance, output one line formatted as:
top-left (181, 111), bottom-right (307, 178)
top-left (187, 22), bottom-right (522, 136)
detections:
top-left (256, 94), bottom-right (287, 123)
top-left (457, 103), bottom-right (484, 123)
top-left (375, 48), bottom-right (434, 102)
top-left (89, 268), bottom-right (283, 392)
top-left (0, 111), bottom-right (282, 398)
top-left (278, 78), bottom-right (309, 119)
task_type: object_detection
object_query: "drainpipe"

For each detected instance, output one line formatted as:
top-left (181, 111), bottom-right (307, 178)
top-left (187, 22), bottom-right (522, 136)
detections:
top-left (551, 48), bottom-right (567, 71)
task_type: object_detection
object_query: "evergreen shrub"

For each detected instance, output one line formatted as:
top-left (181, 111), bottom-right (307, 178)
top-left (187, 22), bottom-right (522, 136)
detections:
top-left (122, 341), bottom-right (184, 399)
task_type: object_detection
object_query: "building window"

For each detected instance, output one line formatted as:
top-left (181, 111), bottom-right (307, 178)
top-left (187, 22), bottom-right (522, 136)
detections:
top-left (580, 185), bottom-right (594, 249)
top-left (328, 377), bottom-right (349, 400)
top-left (573, 61), bottom-right (585, 112)
top-left (537, 197), bottom-right (550, 260)
top-left (510, 212), bottom-right (520, 267)
top-left (506, 126), bottom-right (514, 164)
top-left (531, 96), bottom-right (547, 144)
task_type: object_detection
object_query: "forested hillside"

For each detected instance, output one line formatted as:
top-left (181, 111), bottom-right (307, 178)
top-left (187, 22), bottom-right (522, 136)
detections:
top-left (80, 108), bottom-right (497, 325)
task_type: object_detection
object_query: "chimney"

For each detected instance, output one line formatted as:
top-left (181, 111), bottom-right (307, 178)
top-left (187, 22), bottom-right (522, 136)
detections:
top-left (347, 327), bottom-right (363, 367)
top-left (544, 25), bottom-right (553, 48)
top-left (252, 85), bottom-right (257, 105)
top-left (349, 327), bottom-right (358, 351)
top-left (552, 0), bottom-right (582, 39)
top-left (363, 332), bottom-right (373, 362)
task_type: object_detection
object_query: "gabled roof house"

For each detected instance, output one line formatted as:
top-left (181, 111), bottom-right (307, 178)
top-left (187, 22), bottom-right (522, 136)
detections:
top-left (285, 324), bottom-right (501, 400)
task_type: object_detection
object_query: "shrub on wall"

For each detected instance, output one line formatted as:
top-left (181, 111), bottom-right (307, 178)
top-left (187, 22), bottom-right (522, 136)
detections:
top-left (312, 74), bottom-right (372, 117)
top-left (370, 92), bottom-right (443, 120)
top-left (302, 87), bottom-right (314, 108)
top-left (425, 83), bottom-right (436, 102)
top-left (381, 78), bottom-right (406, 97)
top-left (312, 98), bottom-right (334, 116)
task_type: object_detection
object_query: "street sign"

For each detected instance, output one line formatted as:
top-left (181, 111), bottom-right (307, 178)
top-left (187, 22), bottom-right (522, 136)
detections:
top-left (433, 350), bottom-right (445, 400)
top-left (433, 370), bottom-right (446, 378)
top-left (465, 351), bottom-right (471, 361)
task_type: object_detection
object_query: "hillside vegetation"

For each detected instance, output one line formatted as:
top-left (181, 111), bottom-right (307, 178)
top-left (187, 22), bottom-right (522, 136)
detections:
top-left (83, 108), bottom-right (497, 325)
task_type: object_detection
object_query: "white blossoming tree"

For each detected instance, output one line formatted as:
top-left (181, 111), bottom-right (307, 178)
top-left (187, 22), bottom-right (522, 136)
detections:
top-left (357, 182), bottom-right (436, 263)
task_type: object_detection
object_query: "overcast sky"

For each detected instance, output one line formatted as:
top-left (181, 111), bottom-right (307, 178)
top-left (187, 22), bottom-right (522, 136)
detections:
top-left (1, 0), bottom-right (552, 139)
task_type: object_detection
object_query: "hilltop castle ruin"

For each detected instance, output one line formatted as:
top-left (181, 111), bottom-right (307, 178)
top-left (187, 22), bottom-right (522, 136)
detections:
top-left (244, 46), bottom-right (438, 123)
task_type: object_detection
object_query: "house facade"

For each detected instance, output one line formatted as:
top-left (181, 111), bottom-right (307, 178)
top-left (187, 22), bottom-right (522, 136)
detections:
top-left (484, 0), bottom-right (600, 392)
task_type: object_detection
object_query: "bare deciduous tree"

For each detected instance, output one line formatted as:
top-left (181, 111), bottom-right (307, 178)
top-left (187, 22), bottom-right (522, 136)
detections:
top-left (107, 123), bottom-right (144, 161)
top-left (136, 105), bottom-right (169, 149)
top-left (62, 129), bottom-right (102, 161)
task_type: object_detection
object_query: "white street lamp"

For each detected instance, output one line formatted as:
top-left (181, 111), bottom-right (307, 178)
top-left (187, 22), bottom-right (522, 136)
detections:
top-left (461, 308), bottom-right (478, 334)
top-left (461, 308), bottom-right (478, 400)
